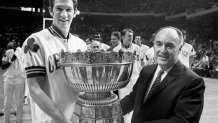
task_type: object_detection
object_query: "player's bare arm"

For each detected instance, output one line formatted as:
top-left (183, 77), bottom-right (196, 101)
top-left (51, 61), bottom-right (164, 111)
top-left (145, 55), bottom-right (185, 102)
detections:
top-left (28, 77), bottom-right (71, 123)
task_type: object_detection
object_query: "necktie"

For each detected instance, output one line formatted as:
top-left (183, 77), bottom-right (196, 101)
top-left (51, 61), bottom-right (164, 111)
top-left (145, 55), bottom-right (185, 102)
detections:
top-left (147, 70), bottom-right (164, 99)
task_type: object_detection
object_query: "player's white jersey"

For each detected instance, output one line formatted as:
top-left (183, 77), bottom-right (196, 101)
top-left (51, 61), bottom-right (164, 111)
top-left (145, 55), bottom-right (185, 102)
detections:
top-left (113, 43), bottom-right (141, 80)
top-left (139, 44), bottom-right (150, 65)
top-left (179, 42), bottom-right (196, 68)
top-left (22, 25), bottom-right (87, 123)
top-left (15, 47), bottom-right (26, 72)
top-left (3, 48), bottom-right (26, 84)
top-left (2, 49), bottom-right (15, 84)
top-left (145, 47), bottom-right (156, 65)
top-left (100, 43), bottom-right (110, 51)
top-left (2, 49), bottom-right (14, 64)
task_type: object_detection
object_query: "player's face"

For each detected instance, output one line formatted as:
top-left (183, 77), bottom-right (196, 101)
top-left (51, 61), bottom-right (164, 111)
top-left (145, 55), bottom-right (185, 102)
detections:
top-left (122, 31), bottom-right (133, 46)
top-left (91, 41), bottom-right (100, 52)
top-left (111, 35), bottom-right (120, 47)
top-left (154, 28), bottom-right (180, 70)
top-left (50, 0), bottom-right (76, 32)
top-left (85, 38), bottom-right (91, 45)
top-left (134, 36), bottom-right (141, 46)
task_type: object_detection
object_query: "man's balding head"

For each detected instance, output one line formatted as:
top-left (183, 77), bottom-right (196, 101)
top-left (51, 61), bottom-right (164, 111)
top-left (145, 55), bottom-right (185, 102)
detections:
top-left (153, 26), bottom-right (183, 70)
top-left (155, 27), bottom-right (183, 46)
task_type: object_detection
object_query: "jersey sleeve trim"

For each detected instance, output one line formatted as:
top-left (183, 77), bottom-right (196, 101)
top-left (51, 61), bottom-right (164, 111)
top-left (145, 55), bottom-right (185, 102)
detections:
top-left (25, 66), bottom-right (46, 78)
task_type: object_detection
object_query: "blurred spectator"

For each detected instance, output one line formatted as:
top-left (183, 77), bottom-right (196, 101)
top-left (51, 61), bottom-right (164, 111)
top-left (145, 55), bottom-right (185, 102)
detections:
top-left (93, 32), bottom-right (110, 51)
top-left (2, 42), bottom-right (26, 123)
top-left (134, 35), bottom-right (150, 67)
top-left (90, 40), bottom-right (101, 52)
top-left (113, 28), bottom-right (141, 123)
top-left (107, 31), bottom-right (121, 51)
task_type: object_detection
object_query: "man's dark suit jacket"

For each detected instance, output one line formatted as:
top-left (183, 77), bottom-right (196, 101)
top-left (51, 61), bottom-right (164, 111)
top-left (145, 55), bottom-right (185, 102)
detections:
top-left (121, 61), bottom-right (205, 123)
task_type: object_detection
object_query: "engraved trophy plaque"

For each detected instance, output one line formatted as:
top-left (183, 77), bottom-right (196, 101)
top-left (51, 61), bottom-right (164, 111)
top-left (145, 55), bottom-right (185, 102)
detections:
top-left (59, 50), bottom-right (134, 123)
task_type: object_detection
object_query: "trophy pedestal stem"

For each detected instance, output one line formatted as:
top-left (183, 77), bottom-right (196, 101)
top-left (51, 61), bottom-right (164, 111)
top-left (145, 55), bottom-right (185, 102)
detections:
top-left (73, 92), bottom-right (124, 123)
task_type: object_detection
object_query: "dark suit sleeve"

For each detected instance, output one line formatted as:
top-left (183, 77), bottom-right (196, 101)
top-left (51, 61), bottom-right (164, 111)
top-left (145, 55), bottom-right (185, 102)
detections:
top-left (120, 71), bottom-right (144, 115)
top-left (140, 78), bottom-right (205, 123)
top-left (120, 80), bottom-right (137, 115)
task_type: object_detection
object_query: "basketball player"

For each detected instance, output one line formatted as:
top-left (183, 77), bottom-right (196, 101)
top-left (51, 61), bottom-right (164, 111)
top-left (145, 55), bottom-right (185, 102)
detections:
top-left (134, 35), bottom-right (149, 67)
top-left (22, 0), bottom-right (86, 123)
top-left (113, 29), bottom-right (141, 123)
top-left (145, 33), bottom-right (156, 65)
top-left (145, 46), bottom-right (156, 65)
top-left (178, 30), bottom-right (196, 68)
top-left (2, 42), bottom-right (26, 123)
top-left (94, 32), bottom-right (110, 51)
top-left (110, 31), bottom-right (121, 49)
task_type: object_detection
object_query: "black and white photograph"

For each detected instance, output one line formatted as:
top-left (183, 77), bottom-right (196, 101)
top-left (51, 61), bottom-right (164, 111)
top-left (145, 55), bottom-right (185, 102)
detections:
top-left (0, 0), bottom-right (218, 123)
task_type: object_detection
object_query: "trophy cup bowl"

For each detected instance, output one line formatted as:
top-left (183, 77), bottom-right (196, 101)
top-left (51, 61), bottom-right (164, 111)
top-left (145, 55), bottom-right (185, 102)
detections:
top-left (59, 50), bottom-right (134, 123)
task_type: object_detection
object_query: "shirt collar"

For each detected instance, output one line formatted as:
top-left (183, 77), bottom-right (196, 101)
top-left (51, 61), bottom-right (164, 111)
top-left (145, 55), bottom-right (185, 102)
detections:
top-left (157, 64), bottom-right (173, 74)
top-left (121, 42), bottom-right (133, 49)
top-left (48, 24), bottom-right (70, 39)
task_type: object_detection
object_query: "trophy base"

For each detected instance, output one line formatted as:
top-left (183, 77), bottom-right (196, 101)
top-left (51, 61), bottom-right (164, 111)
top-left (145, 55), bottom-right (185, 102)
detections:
top-left (73, 92), bottom-right (124, 123)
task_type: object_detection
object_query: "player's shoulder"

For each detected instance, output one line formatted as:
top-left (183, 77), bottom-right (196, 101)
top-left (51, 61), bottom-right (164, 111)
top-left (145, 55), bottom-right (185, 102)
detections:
top-left (184, 42), bottom-right (193, 49)
top-left (70, 34), bottom-right (85, 44)
top-left (142, 44), bottom-right (150, 50)
top-left (6, 49), bottom-right (14, 54)
top-left (5, 49), bottom-right (14, 59)
top-left (33, 29), bottom-right (51, 40)
top-left (24, 28), bottom-right (50, 44)
top-left (68, 34), bottom-right (87, 51)
top-left (132, 43), bottom-right (138, 47)
top-left (132, 43), bottom-right (140, 50)
top-left (113, 44), bottom-right (122, 52)
top-left (101, 43), bottom-right (110, 47)
top-left (142, 44), bottom-right (149, 48)
top-left (146, 47), bottom-right (154, 53)
top-left (15, 47), bottom-right (22, 54)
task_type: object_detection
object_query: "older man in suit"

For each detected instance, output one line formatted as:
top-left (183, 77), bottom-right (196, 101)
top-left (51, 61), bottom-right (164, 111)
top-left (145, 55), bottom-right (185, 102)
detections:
top-left (120, 26), bottom-right (205, 123)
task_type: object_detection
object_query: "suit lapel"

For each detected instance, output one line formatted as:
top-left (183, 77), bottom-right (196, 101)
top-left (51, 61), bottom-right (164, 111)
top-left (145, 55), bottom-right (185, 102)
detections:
top-left (145, 61), bottom-right (184, 102)
top-left (139, 65), bottom-right (157, 105)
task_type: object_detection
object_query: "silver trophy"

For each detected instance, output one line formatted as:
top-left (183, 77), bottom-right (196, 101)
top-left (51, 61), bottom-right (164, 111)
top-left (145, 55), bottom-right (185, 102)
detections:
top-left (59, 50), bottom-right (134, 123)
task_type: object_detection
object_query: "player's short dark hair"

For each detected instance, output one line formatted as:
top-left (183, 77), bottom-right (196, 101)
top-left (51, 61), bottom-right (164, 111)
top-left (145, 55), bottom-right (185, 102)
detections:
top-left (135, 35), bottom-right (141, 39)
top-left (49, 0), bottom-right (78, 10)
top-left (94, 32), bottom-right (101, 37)
top-left (111, 31), bottom-right (121, 40)
top-left (121, 29), bottom-right (133, 37)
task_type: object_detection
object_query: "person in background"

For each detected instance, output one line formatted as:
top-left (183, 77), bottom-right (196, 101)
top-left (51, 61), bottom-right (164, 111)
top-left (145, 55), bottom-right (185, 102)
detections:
top-left (107, 31), bottom-right (121, 51)
top-left (145, 33), bottom-right (156, 65)
top-left (113, 28), bottom-right (141, 123)
top-left (90, 40), bottom-right (101, 52)
top-left (85, 37), bottom-right (92, 51)
top-left (120, 26), bottom-right (205, 123)
top-left (2, 41), bottom-right (26, 123)
top-left (107, 31), bottom-right (122, 96)
top-left (134, 35), bottom-right (150, 67)
top-left (145, 46), bottom-right (156, 65)
top-left (94, 32), bottom-right (110, 51)
top-left (178, 30), bottom-right (196, 68)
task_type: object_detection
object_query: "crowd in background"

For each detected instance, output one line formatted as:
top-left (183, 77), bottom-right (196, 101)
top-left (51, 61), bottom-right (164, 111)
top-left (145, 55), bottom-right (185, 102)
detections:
top-left (78, 0), bottom-right (218, 14)
top-left (0, 24), bottom-right (218, 79)
top-left (0, 2), bottom-right (218, 79)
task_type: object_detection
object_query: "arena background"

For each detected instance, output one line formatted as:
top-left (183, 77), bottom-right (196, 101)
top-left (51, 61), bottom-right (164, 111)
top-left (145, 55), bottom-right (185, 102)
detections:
top-left (0, 0), bottom-right (218, 122)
